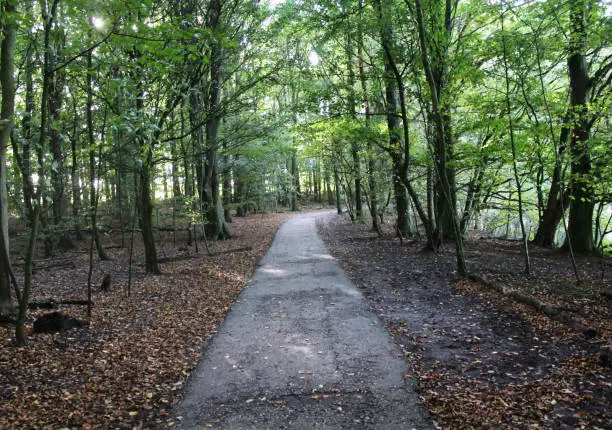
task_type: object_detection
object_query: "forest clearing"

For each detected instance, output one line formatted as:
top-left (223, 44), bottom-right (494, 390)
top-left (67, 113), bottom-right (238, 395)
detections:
top-left (0, 0), bottom-right (610, 428)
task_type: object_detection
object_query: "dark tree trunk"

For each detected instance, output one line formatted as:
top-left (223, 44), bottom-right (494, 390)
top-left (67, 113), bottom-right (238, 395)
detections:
top-left (20, 17), bottom-right (35, 227)
top-left (222, 143), bottom-right (232, 223)
top-left (344, 34), bottom-right (362, 219)
top-left (534, 119), bottom-right (570, 247)
top-left (383, 60), bottom-right (410, 237)
top-left (139, 165), bottom-right (159, 273)
top-left (325, 167), bottom-right (334, 206)
top-left (0, 0), bottom-right (17, 317)
top-left (49, 25), bottom-right (73, 250)
top-left (415, 0), bottom-right (467, 275)
top-left (171, 137), bottom-right (181, 198)
top-left (357, 33), bottom-right (381, 234)
top-left (334, 161), bottom-right (342, 214)
top-left (70, 99), bottom-right (84, 241)
top-left (291, 150), bottom-right (298, 211)
top-left (86, 49), bottom-right (108, 261)
top-left (564, 0), bottom-right (594, 254)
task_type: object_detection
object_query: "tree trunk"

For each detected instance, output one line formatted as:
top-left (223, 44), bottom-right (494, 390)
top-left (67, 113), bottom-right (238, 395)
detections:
top-left (171, 137), bottom-right (181, 198)
top-left (49, 22), bottom-right (73, 250)
top-left (334, 162), bottom-right (342, 214)
top-left (291, 149), bottom-right (298, 211)
top-left (0, 0), bottom-right (17, 317)
top-left (564, 0), bottom-right (594, 254)
top-left (139, 164), bottom-right (159, 273)
top-left (343, 32), bottom-right (362, 219)
top-left (414, 0), bottom-right (467, 275)
top-left (325, 167), bottom-right (334, 206)
top-left (222, 143), bottom-right (232, 223)
top-left (70, 98), bottom-right (84, 241)
top-left (357, 34), bottom-right (381, 234)
top-left (86, 48), bottom-right (108, 261)
top-left (382, 50), bottom-right (410, 237)
top-left (501, 13), bottom-right (530, 274)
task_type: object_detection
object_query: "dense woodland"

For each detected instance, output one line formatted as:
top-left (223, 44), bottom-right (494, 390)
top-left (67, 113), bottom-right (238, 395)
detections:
top-left (0, 0), bottom-right (610, 349)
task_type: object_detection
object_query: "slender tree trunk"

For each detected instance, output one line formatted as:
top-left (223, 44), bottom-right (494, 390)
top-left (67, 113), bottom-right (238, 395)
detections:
top-left (39, 0), bottom-right (60, 258)
top-left (0, 0), bottom-right (17, 317)
top-left (133, 83), bottom-right (159, 273)
top-left (47, 19), bottom-right (72, 250)
top-left (414, 0), bottom-right (467, 276)
top-left (357, 36), bottom-right (381, 234)
top-left (501, 13), bottom-right (530, 274)
top-left (334, 162), bottom-right (342, 214)
top-left (325, 167), bottom-right (333, 206)
top-left (70, 99), bottom-right (84, 241)
top-left (139, 163), bottom-right (159, 273)
top-left (376, 0), bottom-right (419, 239)
top-left (171, 138), bottom-right (181, 198)
top-left (343, 32), bottom-right (362, 219)
top-left (291, 149), bottom-right (298, 211)
top-left (222, 142), bottom-right (232, 222)
top-left (461, 166), bottom-right (484, 234)
top-left (86, 49), bottom-right (108, 261)
top-left (15, 211), bottom-right (39, 345)
top-left (19, 3), bottom-right (35, 227)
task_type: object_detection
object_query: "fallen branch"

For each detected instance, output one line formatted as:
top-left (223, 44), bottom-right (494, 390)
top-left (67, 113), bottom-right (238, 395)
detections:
top-left (467, 273), bottom-right (599, 339)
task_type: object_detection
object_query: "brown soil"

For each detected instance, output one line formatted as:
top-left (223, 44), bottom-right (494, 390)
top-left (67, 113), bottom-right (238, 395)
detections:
top-left (317, 212), bottom-right (611, 429)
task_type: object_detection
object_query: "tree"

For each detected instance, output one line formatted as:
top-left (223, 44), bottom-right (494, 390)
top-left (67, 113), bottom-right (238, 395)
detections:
top-left (0, 0), bottom-right (17, 318)
top-left (414, 0), bottom-right (467, 275)
top-left (563, 0), bottom-right (596, 253)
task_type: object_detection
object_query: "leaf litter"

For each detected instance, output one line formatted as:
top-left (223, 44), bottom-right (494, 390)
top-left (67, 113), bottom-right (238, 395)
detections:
top-left (317, 212), bottom-right (611, 429)
top-left (0, 212), bottom-right (294, 429)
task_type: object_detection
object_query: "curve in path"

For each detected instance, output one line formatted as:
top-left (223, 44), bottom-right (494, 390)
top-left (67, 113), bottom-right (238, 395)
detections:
top-left (172, 212), bottom-right (432, 429)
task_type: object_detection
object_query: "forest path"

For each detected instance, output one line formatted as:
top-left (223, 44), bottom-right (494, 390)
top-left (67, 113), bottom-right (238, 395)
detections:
top-left (172, 211), bottom-right (432, 429)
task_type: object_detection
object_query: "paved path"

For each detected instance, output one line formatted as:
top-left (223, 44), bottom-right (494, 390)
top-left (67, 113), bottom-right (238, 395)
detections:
top-left (172, 212), bottom-right (432, 429)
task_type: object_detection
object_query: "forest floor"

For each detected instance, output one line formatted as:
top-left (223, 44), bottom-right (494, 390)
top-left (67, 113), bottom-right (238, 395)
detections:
top-left (317, 212), bottom-right (611, 429)
top-left (0, 210), bottom-right (296, 429)
top-left (2, 207), bottom-right (610, 429)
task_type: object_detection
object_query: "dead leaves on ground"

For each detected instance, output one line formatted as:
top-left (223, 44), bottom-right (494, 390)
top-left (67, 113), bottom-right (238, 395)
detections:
top-left (0, 213), bottom-right (293, 429)
top-left (318, 213), bottom-right (611, 430)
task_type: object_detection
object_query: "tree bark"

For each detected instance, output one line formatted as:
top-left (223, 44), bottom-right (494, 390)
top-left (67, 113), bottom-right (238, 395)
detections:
top-left (375, 0), bottom-right (411, 237)
top-left (334, 161), bottom-right (342, 214)
top-left (357, 32), bottom-right (381, 234)
top-left (49, 28), bottom-right (72, 249)
top-left (291, 149), bottom-right (298, 211)
top-left (86, 48), bottom-right (109, 261)
top-left (501, 13), bottom-right (530, 274)
top-left (533, 125), bottom-right (569, 247)
top-left (414, 0), bottom-right (467, 275)
top-left (70, 98), bottom-right (84, 241)
top-left (564, 0), bottom-right (594, 254)
top-left (0, 0), bottom-right (17, 317)
top-left (222, 142), bottom-right (232, 222)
